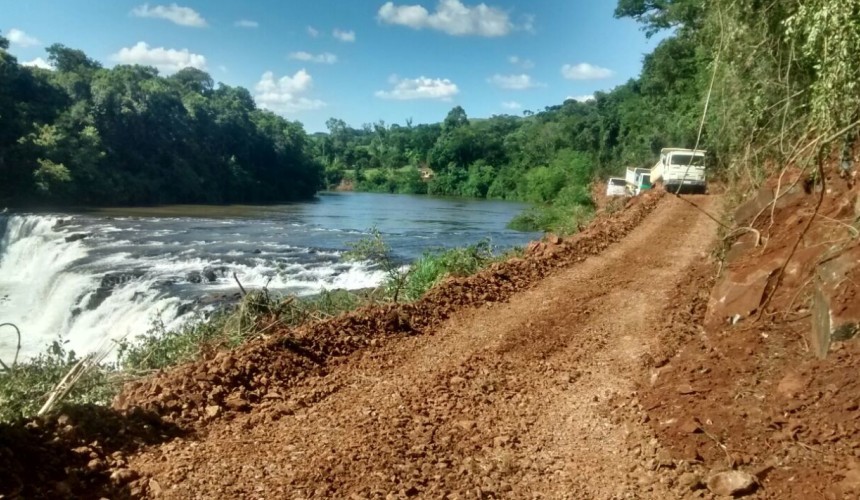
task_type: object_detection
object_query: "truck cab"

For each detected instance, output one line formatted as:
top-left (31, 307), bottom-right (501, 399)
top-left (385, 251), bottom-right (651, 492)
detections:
top-left (634, 172), bottom-right (652, 195)
top-left (606, 177), bottom-right (628, 197)
top-left (650, 148), bottom-right (707, 194)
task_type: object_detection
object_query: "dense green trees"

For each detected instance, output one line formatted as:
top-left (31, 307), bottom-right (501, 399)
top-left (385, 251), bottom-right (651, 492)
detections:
top-left (0, 35), bottom-right (321, 206)
top-left (9, 0), bottom-right (843, 209)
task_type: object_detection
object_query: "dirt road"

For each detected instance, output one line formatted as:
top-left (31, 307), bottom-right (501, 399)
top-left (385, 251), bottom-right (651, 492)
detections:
top-left (124, 195), bottom-right (720, 498)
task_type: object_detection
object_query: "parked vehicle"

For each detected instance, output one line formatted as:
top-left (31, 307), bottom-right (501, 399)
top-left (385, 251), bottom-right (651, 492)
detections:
top-left (633, 171), bottom-right (652, 195)
top-left (651, 148), bottom-right (707, 194)
top-left (605, 177), bottom-right (628, 197)
top-left (625, 167), bottom-right (652, 195)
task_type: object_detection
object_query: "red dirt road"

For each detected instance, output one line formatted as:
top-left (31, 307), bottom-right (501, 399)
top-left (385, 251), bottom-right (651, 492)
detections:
top-left (125, 195), bottom-right (721, 498)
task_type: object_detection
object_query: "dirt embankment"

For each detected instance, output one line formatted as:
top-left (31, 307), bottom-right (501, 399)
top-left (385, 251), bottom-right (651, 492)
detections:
top-left (116, 193), bottom-right (720, 499)
top-left (113, 192), bottom-right (664, 426)
top-left (638, 165), bottom-right (860, 499)
top-left (0, 191), bottom-right (664, 499)
top-left (4, 174), bottom-right (859, 499)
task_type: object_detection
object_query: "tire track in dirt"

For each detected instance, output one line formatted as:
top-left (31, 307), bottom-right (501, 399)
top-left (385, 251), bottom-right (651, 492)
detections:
top-left (127, 195), bottom-right (720, 499)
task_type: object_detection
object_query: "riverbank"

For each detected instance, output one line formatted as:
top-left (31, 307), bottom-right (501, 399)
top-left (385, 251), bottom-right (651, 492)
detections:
top-left (0, 189), bottom-right (664, 498)
top-left (0, 192), bottom-right (535, 363)
top-left (0, 234), bottom-right (516, 423)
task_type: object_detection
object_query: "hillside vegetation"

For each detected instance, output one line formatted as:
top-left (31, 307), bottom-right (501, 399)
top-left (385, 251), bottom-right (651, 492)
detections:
top-left (2, 0), bottom-right (857, 209)
top-left (0, 39), bottom-right (322, 206)
top-left (315, 0), bottom-right (860, 213)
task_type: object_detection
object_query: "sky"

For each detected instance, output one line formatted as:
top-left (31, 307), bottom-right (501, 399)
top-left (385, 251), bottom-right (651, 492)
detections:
top-left (2, 0), bottom-right (664, 133)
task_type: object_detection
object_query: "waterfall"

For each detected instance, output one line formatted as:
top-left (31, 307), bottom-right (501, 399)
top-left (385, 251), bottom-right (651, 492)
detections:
top-left (0, 215), bottom-right (188, 361)
top-left (0, 213), bottom-right (387, 363)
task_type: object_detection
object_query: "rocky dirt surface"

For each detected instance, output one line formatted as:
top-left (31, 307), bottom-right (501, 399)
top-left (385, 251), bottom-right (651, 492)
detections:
top-left (5, 181), bottom-right (859, 499)
top-left (115, 194), bottom-right (725, 499)
top-left (639, 166), bottom-right (860, 500)
top-left (113, 192), bottom-right (665, 426)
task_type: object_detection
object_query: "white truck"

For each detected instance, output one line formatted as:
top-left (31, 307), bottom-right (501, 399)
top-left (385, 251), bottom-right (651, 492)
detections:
top-left (605, 177), bottom-right (628, 197)
top-left (651, 148), bottom-right (707, 194)
top-left (625, 167), bottom-right (652, 196)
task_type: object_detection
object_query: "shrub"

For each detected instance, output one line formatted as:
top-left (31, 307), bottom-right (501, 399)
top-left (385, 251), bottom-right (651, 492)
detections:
top-left (401, 241), bottom-right (495, 301)
top-left (0, 338), bottom-right (116, 423)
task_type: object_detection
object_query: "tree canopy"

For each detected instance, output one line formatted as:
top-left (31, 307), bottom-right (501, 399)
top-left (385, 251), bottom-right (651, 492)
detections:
top-left (0, 35), bottom-right (321, 206)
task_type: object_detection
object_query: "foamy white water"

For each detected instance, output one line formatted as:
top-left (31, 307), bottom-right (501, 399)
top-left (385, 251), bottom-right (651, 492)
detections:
top-left (0, 215), bottom-right (384, 361)
top-left (0, 193), bottom-right (536, 362)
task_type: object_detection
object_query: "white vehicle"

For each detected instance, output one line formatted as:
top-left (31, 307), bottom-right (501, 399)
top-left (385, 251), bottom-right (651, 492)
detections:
top-left (625, 167), bottom-right (652, 195)
top-left (605, 177), bottom-right (628, 197)
top-left (651, 148), bottom-right (707, 194)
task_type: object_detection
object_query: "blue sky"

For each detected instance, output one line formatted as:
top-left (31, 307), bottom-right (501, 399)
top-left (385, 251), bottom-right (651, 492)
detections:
top-left (2, 0), bottom-right (663, 133)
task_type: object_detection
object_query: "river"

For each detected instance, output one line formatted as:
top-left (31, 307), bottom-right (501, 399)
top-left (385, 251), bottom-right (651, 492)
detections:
top-left (0, 192), bottom-right (537, 362)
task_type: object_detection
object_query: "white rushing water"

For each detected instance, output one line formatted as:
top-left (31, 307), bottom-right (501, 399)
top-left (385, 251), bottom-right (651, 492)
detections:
top-left (0, 214), bottom-right (386, 361)
top-left (0, 193), bottom-right (537, 363)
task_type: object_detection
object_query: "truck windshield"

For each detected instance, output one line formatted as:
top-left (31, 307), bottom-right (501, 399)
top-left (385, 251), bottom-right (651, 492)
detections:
top-left (670, 154), bottom-right (705, 167)
top-left (609, 179), bottom-right (625, 186)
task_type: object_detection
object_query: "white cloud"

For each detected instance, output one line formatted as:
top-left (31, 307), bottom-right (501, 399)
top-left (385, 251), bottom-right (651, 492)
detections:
top-left (378, 0), bottom-right (520, 37)
top-left (566, 94), bottom-right (595, 103)
top-left (508, 55), bottom-right (534, 69)
top-left (501, 101), bottom-right (521, 110)
top-left (561, 63), bottom-right (613, 80)
top-left (234, 19), bottom-right (259, 28)
top-left (111, 42), bottom-right (207, 74)
top-left (487, 73), bottom-right (542, 90)
top-left (7, 28), bottom-right (41, 47)
top-left (521, 14), bottom-right (536, 34)
top-left (375, 75), bottom-right (459, 101)
top-left (22, 57), bottom-right (53, 70)
top-left (131, 3), bottom-right (207, 27)
top-left (288, 51), bottom-right (338, 64)
top-left (218, 65), bottom-right (228, 73)
top-left (254, 69), bottom-right (326, 114)
top-left (307, 26), bottom-right (320, 37)
top-left (333, 28), bottom-right (356, 42)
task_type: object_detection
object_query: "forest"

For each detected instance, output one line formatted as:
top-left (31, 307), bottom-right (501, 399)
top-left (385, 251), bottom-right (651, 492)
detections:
top-left (310, 32), bottom-right (705, 204)
top-left (3, 0), bottom-right (858, 217)
top-left (312, 0), bottom-right (860, 231)
top-left (0, 38), bottom-right (322, 206)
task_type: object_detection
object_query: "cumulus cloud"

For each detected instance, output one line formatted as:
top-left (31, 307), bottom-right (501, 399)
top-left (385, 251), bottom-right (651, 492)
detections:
top-left (378, 0), bottom-right (520, 37)
top-left (561, 63), bottom-right (613, 80)
top-left (131, 3), bottom-right (207, 27)
top-left (333, 28), bottom-right (356, 42)
top-left (566, 94), bottom-right (595, 103)
top-left (307, 26), bottom-right (320, 37)
top-left (111, 42), bottom-right (207, 74)
top-left (7, 28), bottom-right (41, 47)
top-left (289, 51), bottom-right (338, 64)
top-left (487, 73), bottom-right (542, 90)
top-left (254, 69), bottom-right (326, 114)
top-left (22, 57), bottom-right (53, 70)
top-left (508, 55), bottom-right (534, 69)
top-left (501, 101), bottom-right (521, 110)
top-left (375, 75), bottom-right (459, 101)
top-left (234, 19), bottom-right (259, 28)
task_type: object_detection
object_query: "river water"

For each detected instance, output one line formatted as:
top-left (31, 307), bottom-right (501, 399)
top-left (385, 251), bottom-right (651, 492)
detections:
top-left (0, 192), bottom-right (537, 361)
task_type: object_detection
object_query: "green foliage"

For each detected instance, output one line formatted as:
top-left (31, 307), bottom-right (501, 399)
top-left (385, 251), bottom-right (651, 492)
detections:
top-left (401, 241), bottom-right (495, 301)
top-left (508, 203), bottom-right (595, 235)
top-left (355, 166), bottom-right (427, 194)
top-left (32, 159), bottom-right (71, 196)
top-left (345, 227), bottom-right (412, 301)
top-left (785, 0), bottom-right (860, 132)
top-left (116, 313), bottom-right (230, 372)
top-left (0, 339), bottom-right (115, 423)
top-left (615, 0), bottom-right (705, 36)
top-left (0, 43), bottom-right (322, 207)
